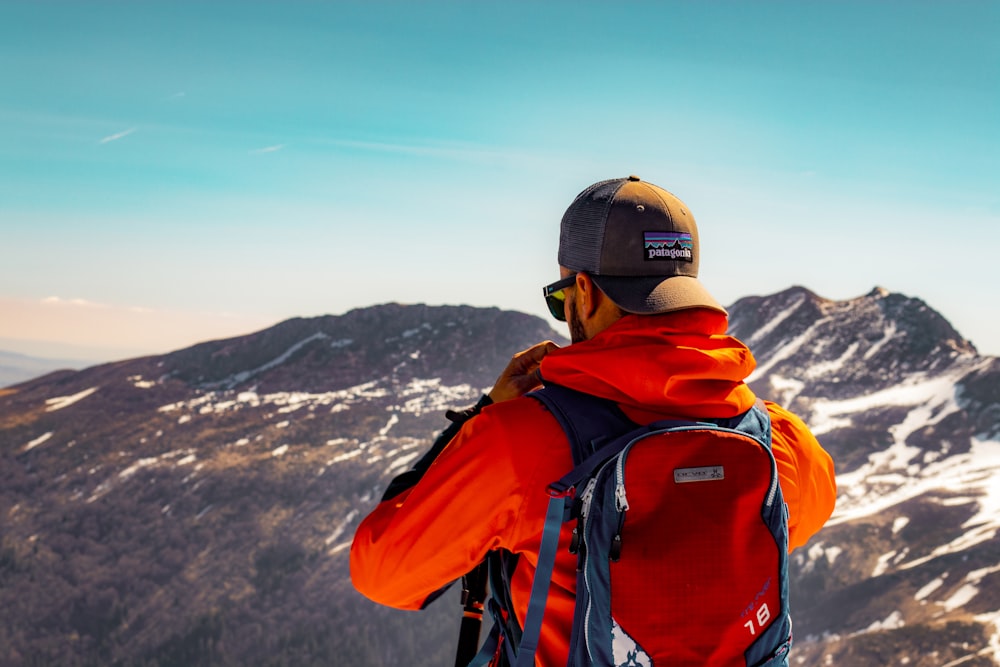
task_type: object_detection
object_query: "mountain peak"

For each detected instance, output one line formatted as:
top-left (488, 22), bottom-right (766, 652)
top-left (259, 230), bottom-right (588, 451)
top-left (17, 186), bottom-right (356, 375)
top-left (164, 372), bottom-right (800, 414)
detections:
top-left (728, 287), bottom-right (977, 404)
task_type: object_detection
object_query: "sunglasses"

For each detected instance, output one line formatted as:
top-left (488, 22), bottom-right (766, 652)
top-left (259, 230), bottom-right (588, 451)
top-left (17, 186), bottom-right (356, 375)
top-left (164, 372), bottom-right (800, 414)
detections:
top-left (542, 274), bottom-right (577, 322)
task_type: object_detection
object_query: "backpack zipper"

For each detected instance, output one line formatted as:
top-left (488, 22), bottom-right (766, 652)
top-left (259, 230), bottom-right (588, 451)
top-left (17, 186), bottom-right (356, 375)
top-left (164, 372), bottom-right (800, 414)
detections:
top-left (765, 459), bottom-right (779, 508)
top-left (580, 438), bottom-right (644, 660)
top-left (579, 457), bottom-right (616, 662)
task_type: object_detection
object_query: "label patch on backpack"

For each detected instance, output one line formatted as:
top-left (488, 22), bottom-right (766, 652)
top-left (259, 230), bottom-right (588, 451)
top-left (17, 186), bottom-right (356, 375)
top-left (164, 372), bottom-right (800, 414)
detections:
top-left (673, 465), bottom-right (724, 483)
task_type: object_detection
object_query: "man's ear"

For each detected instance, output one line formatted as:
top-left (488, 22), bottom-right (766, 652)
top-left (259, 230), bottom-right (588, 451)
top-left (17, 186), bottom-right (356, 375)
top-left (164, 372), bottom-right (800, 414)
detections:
top-left (574, 272), bottom-right (601, 318)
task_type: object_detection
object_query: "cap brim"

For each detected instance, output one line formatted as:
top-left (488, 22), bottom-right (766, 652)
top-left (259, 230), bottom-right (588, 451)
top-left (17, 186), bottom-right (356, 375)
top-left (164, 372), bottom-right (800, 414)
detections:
top-left (591, 274), bottom-right (727, 316)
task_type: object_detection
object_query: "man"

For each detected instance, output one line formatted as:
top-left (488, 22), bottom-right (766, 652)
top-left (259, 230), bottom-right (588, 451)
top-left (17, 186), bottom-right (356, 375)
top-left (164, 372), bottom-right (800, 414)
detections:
top-left (351, 176), bottom-right (837, 666)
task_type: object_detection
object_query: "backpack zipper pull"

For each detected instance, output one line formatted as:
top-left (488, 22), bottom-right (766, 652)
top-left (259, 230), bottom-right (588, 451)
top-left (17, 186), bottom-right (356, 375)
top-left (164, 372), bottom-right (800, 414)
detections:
top-left (609, 534), bottom-right (623, 562)
top-left (614, 483), bottom-right (629, 512)
top-left (614, 450), bottom-right (630, 512)
top-left (580, 478), bottom-right (597, 519)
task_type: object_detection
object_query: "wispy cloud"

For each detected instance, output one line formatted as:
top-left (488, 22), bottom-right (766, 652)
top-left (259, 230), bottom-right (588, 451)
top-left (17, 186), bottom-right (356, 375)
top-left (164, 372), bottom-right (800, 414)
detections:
top-left (321, 137), bottom-right (552, 168)
top-left (42, 296), bottom-right (108, 308)
top-left (167, 91), bottom-right (186, 100)
top-left (250, 144), bottom-right (286, 154)
top-left (99, 128), bottom-right (136, 144)
top-left (42, 297), bottom-right (157, 314)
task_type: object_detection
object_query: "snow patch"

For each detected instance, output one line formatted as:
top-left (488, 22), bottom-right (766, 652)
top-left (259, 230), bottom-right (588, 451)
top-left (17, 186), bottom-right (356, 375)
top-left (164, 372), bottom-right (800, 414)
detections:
top-left (915, 576), bottom-right (945, 601)
top-left (128, 375), bottom-right (156, 389)
top-left (205, 332), bottom-right (330, 388)
top-left (892, 437), bottom-right (1000, 570)
top-left (767, 375), bottom-right (806, 405)
top-left (861, 610), bottom-right (905, 633)
top-left (23, 432), bottom-right (53, 452)
top-left (748, 315), bottom-right (831, 383)
top-left (271, 444), bottom-right (289, 457)
top-left (825, 545), bottom-right (843, 564)
top-left (119, 457), bottom-right (159, 480)
top-left (813, 370), bottom-right (962, 451)
top-left (156, 377), bottom-right (475, 423)
top-left (45, 387), bottom-right (98, 411)
top-left (863, 321), bottom-right (897, 360)
top-left (330, 449), bottom-right (362, 464)
top-left (746, 292), bottom-right (806, 348)
top-left (797, 541), bottom-right (842, 573)
top-left (824, 367), bottom-right (987, 529)
top-left (942, 583), bottom-right (979, 612)
top-left (379, 414), bottom-right (399, 437)
top-left (873, 550), bottom-right (898, 577)
top-left (386, 451), bottom-right (421, 474)
top-left (326, 509), bottom-right (361, 555)
top-left (804, 342), bottom-right (860, 379)
top-left (396, 378), bottom-right (479, 416)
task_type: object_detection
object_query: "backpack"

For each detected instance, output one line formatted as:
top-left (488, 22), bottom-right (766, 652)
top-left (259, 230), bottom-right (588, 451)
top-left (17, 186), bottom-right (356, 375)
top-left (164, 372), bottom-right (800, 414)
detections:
top-left (473, 384), bottom-right (792, 667)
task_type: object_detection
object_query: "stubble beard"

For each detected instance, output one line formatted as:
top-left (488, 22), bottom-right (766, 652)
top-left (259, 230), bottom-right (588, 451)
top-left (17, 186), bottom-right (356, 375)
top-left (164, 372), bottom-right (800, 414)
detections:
top-left (568, 305), bottom-right (587, 344)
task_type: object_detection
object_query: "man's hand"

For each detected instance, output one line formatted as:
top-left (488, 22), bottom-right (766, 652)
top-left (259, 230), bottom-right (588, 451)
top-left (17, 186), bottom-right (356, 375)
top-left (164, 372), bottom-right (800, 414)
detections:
top-left (488, 341), bottom-right (560, 403)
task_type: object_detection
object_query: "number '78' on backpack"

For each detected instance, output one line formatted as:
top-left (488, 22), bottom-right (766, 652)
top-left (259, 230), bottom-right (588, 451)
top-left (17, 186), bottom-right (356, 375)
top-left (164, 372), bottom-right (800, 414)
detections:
top-left (477, 384), bottom-right (792, 667)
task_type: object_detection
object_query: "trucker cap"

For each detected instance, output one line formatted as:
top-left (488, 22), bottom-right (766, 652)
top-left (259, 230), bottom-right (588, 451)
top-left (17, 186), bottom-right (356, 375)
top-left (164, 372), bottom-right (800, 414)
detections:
top-left (557, 175), bottom-right (726, 315)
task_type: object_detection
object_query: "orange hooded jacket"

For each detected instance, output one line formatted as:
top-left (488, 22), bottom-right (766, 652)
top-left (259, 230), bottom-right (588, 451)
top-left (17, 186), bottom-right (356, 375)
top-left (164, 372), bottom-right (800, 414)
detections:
top-left (351, 310), bottom-right (837, 667)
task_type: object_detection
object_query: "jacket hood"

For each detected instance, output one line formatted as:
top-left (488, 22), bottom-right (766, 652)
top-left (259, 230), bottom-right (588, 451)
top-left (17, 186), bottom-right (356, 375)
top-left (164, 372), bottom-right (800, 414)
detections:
top-left (538, 309), bottom-right (757, 421)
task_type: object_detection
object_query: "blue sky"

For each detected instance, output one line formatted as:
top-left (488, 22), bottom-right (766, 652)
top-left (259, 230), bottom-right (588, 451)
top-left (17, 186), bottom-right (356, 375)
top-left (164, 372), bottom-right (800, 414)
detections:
top-left (1, 1), bottom-right (998, 361)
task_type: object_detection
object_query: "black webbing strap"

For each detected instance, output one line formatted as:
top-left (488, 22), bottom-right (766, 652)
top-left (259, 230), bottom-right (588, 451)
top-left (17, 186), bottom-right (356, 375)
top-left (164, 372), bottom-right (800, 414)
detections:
top-left (455, 561), bottom-right (490, 667)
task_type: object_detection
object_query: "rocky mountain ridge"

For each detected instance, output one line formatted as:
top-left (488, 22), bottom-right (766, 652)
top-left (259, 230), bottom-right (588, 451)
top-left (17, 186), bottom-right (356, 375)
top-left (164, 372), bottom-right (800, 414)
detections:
top-left (729, 286), bottom-right (1000, 666)
top-left (1, 303), bottom-right (563, 667)
top-left (2, 291), bottom-right (999, 666)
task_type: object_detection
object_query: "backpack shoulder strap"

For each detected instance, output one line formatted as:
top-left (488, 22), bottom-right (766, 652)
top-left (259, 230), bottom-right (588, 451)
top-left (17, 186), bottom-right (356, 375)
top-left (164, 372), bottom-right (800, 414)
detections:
top-left (483, 386), bottom-right (637, 666)
top-left (716, 397), bottom-right (773, 448)
top-left (528, 384), bottom-right (637, 464)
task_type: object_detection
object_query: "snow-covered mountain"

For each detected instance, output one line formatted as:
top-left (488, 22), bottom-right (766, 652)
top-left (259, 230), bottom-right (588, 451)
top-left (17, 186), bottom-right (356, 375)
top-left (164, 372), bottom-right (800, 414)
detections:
top-left (729, 286), bottom-right (1000, 666)
top-left (0, 303), bottom-right (564, 667)
top-left (1, 291), bottom-right (998, 666)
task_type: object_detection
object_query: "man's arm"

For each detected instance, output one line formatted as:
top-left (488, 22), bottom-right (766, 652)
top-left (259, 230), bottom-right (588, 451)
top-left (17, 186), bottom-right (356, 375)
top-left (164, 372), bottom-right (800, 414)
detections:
top-left (380, 394), bottom-right (492, 502)
top-left (349, 341), bottom-right (559, 608)
top-left (381, 340), bottom-right (559, 502)
top-left (766, 401), bottom-right (838, 551)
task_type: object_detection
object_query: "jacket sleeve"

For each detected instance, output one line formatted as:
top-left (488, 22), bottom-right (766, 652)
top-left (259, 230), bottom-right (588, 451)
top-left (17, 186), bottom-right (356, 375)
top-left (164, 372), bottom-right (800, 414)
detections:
top-left (380, 394), bottom-right (492, 502)
top-left (349, 400), bottom-right (535, 610)
top-left (765, 401), bottom-right (838, 552)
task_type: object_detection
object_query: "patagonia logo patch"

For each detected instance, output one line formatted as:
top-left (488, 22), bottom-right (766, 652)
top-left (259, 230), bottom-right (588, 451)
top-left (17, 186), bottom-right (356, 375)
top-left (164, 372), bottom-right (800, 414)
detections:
top-left (644, 231), bottom-right (693, 262)
top-left (674, 466), bottom-right (724, 483)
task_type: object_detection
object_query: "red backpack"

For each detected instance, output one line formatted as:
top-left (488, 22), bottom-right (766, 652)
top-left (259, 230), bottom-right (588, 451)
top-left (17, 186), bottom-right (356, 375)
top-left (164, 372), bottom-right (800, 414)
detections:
top-left (472, 384), bottom-right (792, 667)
